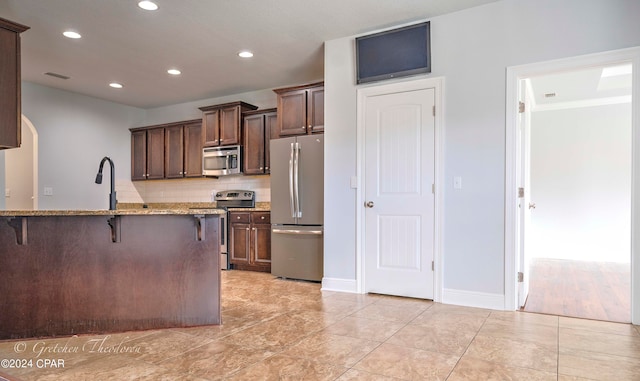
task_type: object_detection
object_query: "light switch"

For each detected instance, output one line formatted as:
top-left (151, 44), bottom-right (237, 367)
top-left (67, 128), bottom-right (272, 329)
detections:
top-left (453, 177), bottom-right (462, 189)
top-left (5, 188), bottom-right (10, 198)
top-left (44, 187), bottom-right (53, 196)
top-left (350, 176), bottom-right (358, 189)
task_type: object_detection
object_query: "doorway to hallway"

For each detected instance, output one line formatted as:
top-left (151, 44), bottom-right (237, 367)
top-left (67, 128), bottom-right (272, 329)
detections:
top-left (505, 47), bottom-right (639, 324)
top-left (522, 66), bottom-right (631, 322)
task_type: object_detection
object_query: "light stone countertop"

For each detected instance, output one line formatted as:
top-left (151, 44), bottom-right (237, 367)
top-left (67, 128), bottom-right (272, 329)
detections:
top-left (0, 202), bottom-right (270, 217)
top-left (0, 208), bottom-right (226, 217)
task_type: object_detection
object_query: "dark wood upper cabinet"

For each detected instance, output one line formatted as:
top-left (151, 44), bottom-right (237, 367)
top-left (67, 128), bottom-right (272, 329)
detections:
top-left (131, 128), bottom-right (164, 181)
top-left (183, 121), bottom-right (203, 177)
top-left (199, 101), bottom-right (258, 147)
top-left (0, 17), bottom-right (29, 150)
top-left (131, 130), bottom-right (147, 181)
top-left (130, 119), bottom-right (201, 181)
top-left (273, 82), bottom-right (324, 137)
top-left (307, 85), bottom-right (325, 133)
top-left (146, 128), bottom-right (165, 180)
top-left (243, 108), bottom-right (276, 175)
top-left (165, 124), bottom-right (184, 179)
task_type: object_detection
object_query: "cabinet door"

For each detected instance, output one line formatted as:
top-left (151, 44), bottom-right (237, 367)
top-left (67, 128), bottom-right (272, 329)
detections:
top-left (0, 21), bottom-right (27, 149)
top-left (202, 109), bottom-right (220, 147)
top-left (164, 125), bottom-right (184, 178)
top-left (131, 130), bottom-right (147, 181)
top-left (252, 224), bottom-right (271, 265)
top-left (307, 86), bottom-right (324, 133)
top-left (230, 222), bottom-right (250, 264)
top-left (219, 106), bottom-right (241, 145)
top-left (243, 114), bottom-right (265, 175)
top-left (184, 121), bottom-right (202, 177)
top-left (277, 89), bottom-right (308, 137)
top-left (146, 128), bottom-right (165, 179)
top-left (265, 112), bottom-right (277, 173)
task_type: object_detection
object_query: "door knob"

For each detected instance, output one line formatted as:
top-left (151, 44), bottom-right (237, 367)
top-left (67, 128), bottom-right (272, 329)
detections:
top-left (365, 201), bottom-right (374, 208)
top-left (529, 202), bottom-right (536, 210)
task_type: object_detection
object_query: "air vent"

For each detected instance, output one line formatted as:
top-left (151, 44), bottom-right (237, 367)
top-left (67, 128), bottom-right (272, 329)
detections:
top-left (44, 72), bottom-right (70, 80)
top-left (544, 92), bottom-right (556, 98)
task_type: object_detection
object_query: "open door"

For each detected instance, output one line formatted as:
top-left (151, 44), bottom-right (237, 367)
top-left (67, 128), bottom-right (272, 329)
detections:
top-left (516, 79), bottom-right (533, 308)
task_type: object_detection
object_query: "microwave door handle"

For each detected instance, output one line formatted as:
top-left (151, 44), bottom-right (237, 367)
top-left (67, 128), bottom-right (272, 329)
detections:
top-left (289, 142), bottom-right (295, 218)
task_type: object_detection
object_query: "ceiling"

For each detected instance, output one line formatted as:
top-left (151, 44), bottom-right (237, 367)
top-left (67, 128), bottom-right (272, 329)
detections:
top-left (0, 0), bottom-right (498, 109)
top-left (528, 64), bottom-right (632, 111)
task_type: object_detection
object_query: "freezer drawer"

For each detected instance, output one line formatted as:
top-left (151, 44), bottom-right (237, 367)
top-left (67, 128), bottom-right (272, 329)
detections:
top-left (271, 226), bottom-right (323, 281)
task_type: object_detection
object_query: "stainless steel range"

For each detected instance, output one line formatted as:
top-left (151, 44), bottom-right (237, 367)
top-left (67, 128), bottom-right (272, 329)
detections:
top-left (214, 190), bottom-right (255, 269)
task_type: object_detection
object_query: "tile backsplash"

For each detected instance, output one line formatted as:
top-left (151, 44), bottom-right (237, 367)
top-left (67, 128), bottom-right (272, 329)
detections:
top-left (116, 175), bottom-right (270, 204)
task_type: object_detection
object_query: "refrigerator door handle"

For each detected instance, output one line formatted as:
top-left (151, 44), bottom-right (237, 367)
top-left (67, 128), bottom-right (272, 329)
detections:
top-left (272, 228), bottom-right (323, 235)
top-left (289, 142), bottom-right (295, 218)
top-left (294, 141), bottom-right (301, 218)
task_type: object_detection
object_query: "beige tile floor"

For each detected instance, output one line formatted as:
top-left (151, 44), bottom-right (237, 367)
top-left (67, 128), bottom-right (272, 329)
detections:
top-left (1, 270), bottom-right (639, 380)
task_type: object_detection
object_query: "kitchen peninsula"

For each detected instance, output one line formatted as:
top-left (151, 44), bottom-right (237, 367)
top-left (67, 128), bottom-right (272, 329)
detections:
top-left (0, 208), bottom-right (224, 340)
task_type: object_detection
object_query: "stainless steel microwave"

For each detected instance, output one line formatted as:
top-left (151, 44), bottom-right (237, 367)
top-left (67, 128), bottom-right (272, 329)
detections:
top-left (202, 145), bottom-right (241, 176)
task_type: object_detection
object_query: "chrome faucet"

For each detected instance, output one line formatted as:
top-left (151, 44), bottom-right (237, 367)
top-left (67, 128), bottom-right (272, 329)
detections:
top-left (95, 156), bottom-right (117, 210)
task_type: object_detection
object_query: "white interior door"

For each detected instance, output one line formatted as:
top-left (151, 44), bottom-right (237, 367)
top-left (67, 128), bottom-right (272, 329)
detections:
top-left (517, 79), bottom-right (533, 308)
top-left (364, 87), bottom-right (435, 299)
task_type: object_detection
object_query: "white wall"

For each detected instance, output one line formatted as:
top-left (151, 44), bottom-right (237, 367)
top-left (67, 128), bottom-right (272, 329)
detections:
top-left (530, 104), bottom-right (632, 262)
top-left (19, 82), bottom-right (145, 210)
top-left (324, 0), bottom-right (640, 299)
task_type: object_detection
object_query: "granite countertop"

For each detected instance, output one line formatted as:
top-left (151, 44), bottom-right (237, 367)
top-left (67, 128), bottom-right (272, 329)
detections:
top-left (0, 202), bottom-right (270, 217)
top-left (0, 209), bottom-right (227, 217)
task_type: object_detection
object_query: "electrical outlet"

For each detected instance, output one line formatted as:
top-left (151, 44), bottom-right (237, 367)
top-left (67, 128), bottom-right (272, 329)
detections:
top-left (44, 187), bottom-right (54, 196)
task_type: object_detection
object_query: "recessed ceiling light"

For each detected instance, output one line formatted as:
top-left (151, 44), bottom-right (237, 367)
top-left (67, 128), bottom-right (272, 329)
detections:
top-left (138, 1), bottom-right (159, 11)
top-left (109, 82), bottom-right (123, 89)
top-left (238, 51), bottom-right (254, 58)
top-left (63, 31), bottom-right (81, 39)
top-left (167, 69), bottom-right (181, 75)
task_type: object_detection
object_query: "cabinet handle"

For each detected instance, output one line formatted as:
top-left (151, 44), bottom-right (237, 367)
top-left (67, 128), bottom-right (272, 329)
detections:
top-left (308, 124), bottom-right (312, 128)
top-left (259, 167), bottom-right (263, 170)
top-left (252, 228), bottom-right (256, 231)
top-left (261, 216), bottom-right (265, 220)
top-left (265, 167), bottom-right (269, 170)
top-left (246, 228), bottom-right (250, 231)
top-left (301, 126), bottom-right (305, 129)
top-left (237, 216), bottom-right (241, 219)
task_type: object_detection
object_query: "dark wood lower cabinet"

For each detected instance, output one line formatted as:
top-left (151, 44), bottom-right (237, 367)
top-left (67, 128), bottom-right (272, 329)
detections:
top-left (229, 211), bottom-right (271, 272)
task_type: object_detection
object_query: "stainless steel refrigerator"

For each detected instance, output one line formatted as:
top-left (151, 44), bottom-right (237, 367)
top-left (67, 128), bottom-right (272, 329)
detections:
top-left (270, 134), bottom-right (323, 281)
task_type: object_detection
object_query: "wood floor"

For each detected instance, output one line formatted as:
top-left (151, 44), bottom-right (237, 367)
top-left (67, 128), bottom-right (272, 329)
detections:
top-left (523, 258), bottom-right (631, 323)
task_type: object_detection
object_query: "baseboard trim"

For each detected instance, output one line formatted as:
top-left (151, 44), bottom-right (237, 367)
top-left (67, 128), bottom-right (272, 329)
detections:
top-left (321, 277), bottom-right (358, 293)
top-left (442, 288), bottom-right (505, 310)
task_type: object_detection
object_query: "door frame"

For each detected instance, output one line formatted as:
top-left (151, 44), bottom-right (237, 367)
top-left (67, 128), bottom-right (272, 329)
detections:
top-left (355, 77), bottom-right (444, 302)
top-left (5, 115), bottom-right (39, 210)
top-left (505, 47), bottom-right (640, 324)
